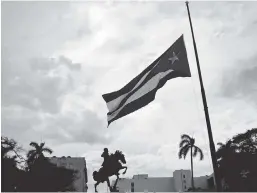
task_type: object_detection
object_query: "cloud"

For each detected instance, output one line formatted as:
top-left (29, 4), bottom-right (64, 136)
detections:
top-left (1, 107), bottom-right (112, 150)
top-left (42, 110), bottom-right (112, 145)
top-left (2, 55), bottom-right (81, 114)
top-left (1, 1), bottom-right (90, 60)
top-left (1, 106), bottom-right (42, 147)
top-left (2, 2), bottom-right (257, 192)
top-left (2, 49), bottom-right (112, 146)
top-left (219, 54), bottom-right (257, 106)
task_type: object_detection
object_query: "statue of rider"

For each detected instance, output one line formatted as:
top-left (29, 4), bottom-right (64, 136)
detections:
top-left (101, 148), bottom-right (110, 168)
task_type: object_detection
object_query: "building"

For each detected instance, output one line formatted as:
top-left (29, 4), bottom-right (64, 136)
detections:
top-left (113, 170), bottom-right (214, 192)
top-left (173, 169), bottom-right (191, 191)
top-left (49, 156), bottom-right (88, 192)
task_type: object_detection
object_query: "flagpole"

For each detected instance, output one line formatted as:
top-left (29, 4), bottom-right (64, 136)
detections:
top-left (185, 1), bottom-right (221, 191)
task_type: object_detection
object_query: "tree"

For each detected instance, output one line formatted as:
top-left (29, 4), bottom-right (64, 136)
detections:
top-left (2, 137), bottom-right (77, 192)
top-left (1, 136), bottom-right (24, 161)
top-left (216, 140), bottom-right (238, 162)
top-left (216, 128), bottom-right (257, 191)
top-left (27, 141), bottom-right (53, 168)
top-left (20, 157), bottom-right (77, 192)
top-left (1, 136), bottom-right (25, 192)
top-left (178, 134), bottom-right (204, 190)
top-left (232, 128), bottom-right (257, 153)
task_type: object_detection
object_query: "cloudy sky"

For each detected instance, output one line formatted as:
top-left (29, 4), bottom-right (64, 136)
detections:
top-left (2, 1), bottom-right (257, 192)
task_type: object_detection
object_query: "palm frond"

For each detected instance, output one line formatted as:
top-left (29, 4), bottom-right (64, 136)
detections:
top-left (178, 145), bottom-right (187, 159)
top-left (183, 145), bottom-right (190, 159)
top-left (179, 144), bottom-right (190, 159)
top-left (39, 142), bottom-right (45, 149)
top-left (179, 139), bottom-right (190, 148)
top-left (42, 147), bottom-right (53, 154)
top-left (181, 134), bottom-right (191, 141)
top-left (29, 142), bottom-right (40, 149)
top-left (193, 146), bottom-right (204, 160)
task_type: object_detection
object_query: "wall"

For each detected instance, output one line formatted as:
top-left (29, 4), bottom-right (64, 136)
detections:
top-left (116, 176), bottom-right (175, 192)
top-left (116, 178), bottom-right (131, 192)
top-left (134, 177), bottom-right (175, 192)
top-left (116, 171), bottom-right (212, 192)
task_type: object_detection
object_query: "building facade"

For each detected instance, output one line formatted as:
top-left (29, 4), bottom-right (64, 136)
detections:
top-left (113, 170), bottom-right (214, 192)
top-left (49, 156), bottom-right (88, 192)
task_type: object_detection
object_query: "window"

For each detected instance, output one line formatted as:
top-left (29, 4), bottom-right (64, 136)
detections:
top-left (131, 182), bottom-right (134, 192)
top-left (185, 186), bottom-right (187, 189)
top-left (183, 174), bottom-right (185, 178)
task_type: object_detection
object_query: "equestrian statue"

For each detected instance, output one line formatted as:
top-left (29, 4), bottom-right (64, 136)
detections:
top-left (92, 148), bottom-right (128, 192)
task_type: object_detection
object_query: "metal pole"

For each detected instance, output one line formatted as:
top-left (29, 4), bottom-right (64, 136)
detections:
top-left (185, 1), bottom-right (221, 191)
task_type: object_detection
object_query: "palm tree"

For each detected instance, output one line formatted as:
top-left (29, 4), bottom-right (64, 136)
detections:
top-left (27, 142), bottom-right (53, 167)
top-left (178, 134), bottom-right (204, 190)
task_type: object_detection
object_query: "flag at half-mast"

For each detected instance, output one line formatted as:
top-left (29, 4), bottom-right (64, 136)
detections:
top-left (102, 34), bottom-right (191, 126)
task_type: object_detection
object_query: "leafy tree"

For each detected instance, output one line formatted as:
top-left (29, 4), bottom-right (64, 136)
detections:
top-left (179, 134), bottom-right (204, 190)
top-left (217, 128), bottom-right (257, 191)
top-left (1, 136), bottom-right (24, 161)
top-left (1, 136), bottom-right (25, 192)
top-left (20, 157), bottom-right (77, 192)
top-left (2, 137), bottom-right (77, 192)
top-left (232, 128), bottom-right (257, 153)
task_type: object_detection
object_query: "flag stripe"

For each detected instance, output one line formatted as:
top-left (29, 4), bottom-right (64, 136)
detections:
top-left (107, 70), bottom-right (185, 125)
top-left (107, 69), bottom-right (173, 121)
top-left (107, 57), bottom-right (176, 115)
top-left (102, 36), bottom-right (185, 103)
top-left (106, 59), bottom-right (161, 112)
top-left (106, 72), bottom-right (149, 112)
top-left (102, 56), bottom-right (162, 103)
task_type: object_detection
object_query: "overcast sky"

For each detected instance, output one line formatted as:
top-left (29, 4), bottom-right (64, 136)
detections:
top-left (2, 1), bottom-right (257, 192)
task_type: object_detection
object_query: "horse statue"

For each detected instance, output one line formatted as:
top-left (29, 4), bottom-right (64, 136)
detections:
top-left (93, 150), bottom-right (128, 192)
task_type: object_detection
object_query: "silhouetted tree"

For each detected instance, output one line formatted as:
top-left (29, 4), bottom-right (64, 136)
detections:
top-left (217, 128), bottom-right (257, 191)
top-left (2, 137), bottom-right (77, 192)
top-left (20, 157), bottom-right (77, 192)
top-left (1, 136), bottom-right (25, 192)
top-left (216, 140), bottom-right (238, 163)
top-left (1, 136), bottom-right (24, 161)
top-left (179, 134), bottom-right (204, 190)
top-left (232, 128), bottom-right (257, 153)
top-left (27, 141), bottom-right (53, 168)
